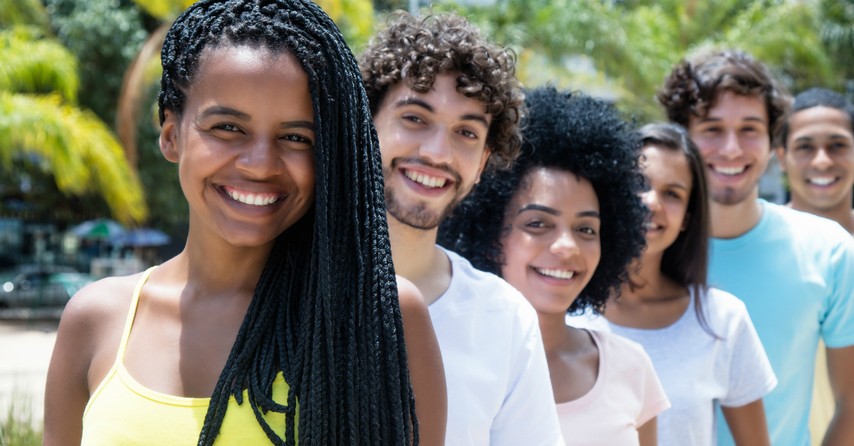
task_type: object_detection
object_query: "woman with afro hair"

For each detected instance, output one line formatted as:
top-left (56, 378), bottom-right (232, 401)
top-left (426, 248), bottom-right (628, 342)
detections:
top-left (439, 86), bottom-right (669, 445)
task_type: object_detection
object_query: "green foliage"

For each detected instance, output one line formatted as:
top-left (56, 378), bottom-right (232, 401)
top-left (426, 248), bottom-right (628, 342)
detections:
top-left (373, 0), bottom-right (406, 11)
top-left (0, 0), bottom-right (49, 30)
top-left (0, 92), bottom-right (147, 224)
top-left (0, 27), bottom-right (78, 102)
top-left (437, 0), bottom-right (842, 122)
top-left (0, 0), bottom-right (150, 225)
top-left (132, 0), bottom-right (195, 20)
top-left (0, 393), bottom-right (42, 446)
top-left (45, 0), bottom-right (148, 122)
top-left (819, 0), bottom-right (854, 85)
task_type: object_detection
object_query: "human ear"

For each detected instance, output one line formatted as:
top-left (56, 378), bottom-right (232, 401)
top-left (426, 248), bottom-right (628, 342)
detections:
top-left (159, 109), bottom-right (180, 164)
top-left (475, 147), bottom-right (492, 184)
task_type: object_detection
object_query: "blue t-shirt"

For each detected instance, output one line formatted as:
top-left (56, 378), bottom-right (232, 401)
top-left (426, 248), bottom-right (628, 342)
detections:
top-left (711, 200), bottom-right (854, 446)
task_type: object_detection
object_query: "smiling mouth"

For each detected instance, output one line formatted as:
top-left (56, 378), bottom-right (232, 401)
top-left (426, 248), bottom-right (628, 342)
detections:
top-left (808, 176), bottom-right (838, 187)
top-left (222, 186), bottom-right (284, 206)
top-left (644, 222), bottom-right (663, 231)
top-left (534, 267), bottom-right (575, 280)
top-left (404, 170), bottom-right (448, 188)
top-left (712, 165), bottom-right (746, 176)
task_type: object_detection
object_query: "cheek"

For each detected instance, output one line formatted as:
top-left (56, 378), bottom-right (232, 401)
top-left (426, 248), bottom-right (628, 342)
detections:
top-left (585, 242), bottom-right (602, 271)
top-left (694, 139), bottom-right (717, 158)
top-left (289, 153), bottom-right (316, 194)
top-left (499, 232), bottom-right (530, 275)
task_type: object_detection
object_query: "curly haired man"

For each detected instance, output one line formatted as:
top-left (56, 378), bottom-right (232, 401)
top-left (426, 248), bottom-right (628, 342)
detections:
top-left (361, 12), bottom-right (563, 446)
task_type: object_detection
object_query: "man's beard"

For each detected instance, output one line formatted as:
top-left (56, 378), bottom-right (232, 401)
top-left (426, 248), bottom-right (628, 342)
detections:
top-left (383, 157), bottom-right (466, 230)
top-left (384, 186), bottom-right (465, 230)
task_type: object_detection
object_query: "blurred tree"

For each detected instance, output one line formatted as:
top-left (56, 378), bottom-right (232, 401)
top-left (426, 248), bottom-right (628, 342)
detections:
top-left (316, 0), bottom-right (376, 50)
top-left (373, 0), bottom-right (408, 12)
top-left (437, 0), bottom-right (838, 122)
top-left (44, 0), bottom-right (148, 123)
top-left (0, 21), bottom-right (147, 225)
top-left (817, 0), bottom-right (854, 99)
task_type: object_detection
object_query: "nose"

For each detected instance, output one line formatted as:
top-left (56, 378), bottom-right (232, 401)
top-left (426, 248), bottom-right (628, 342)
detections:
top-left (719, 130), bottom-right (743, 159)
top-left (550, 229), bottom-right (579, 258)
top-left (642, 190), bottom-right (660, 213)
top-left (419, 129), bottom-right (454, 165)
top-left (236, 139), bottom-right (283, 178)
top-left (811, 147), bottom-right (833, 170)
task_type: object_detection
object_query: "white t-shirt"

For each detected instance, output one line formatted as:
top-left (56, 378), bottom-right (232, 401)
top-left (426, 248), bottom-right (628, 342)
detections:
top-left (566, 287), bottom-right (776, 446)
top-left (430, 248), bottom-right (564, 446)
top-left (556, 329), bottom-right (670, 445)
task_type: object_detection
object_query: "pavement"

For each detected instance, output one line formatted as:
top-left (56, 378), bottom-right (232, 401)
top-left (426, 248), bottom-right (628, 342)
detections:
top-left (0, 312), bottom-right (60, 427)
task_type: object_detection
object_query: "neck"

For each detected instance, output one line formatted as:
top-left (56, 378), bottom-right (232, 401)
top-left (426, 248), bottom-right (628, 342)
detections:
top-left (788, 198), bottom-right (854, 235)
top-left (538, 311), bottom-right (586, 355)
top-left (621, 253), bottom-right (667, 302)
top-left (387, 214), bottom-right (450, 305)
top-left (709, 190), bottom-right (763, 239)
top-left (176, 227), bottom-right (272, 297)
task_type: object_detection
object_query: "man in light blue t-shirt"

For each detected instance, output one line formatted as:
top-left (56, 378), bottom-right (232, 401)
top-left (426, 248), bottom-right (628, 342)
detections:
top-left (659, 49), bottom-right (854, 446)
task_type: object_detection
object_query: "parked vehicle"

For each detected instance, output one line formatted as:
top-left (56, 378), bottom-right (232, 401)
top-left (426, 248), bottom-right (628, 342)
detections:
top-left (0, 264), bottom-right (93, 308)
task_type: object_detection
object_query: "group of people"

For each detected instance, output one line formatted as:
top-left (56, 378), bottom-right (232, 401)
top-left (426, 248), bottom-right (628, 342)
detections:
top-left (41, 0), bottom-right (854, 445)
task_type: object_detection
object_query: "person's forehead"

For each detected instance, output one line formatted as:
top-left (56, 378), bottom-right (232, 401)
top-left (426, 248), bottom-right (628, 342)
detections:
top-left (691, 91), bottom-right (768, 124)
top-left (383, 75), bottom-right (491, 120)
top-left (789, 106), bottom-right (854, 136)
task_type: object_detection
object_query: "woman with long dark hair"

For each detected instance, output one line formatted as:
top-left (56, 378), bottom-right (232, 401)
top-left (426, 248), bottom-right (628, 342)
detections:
top-left (44, 1), bottom-right (445, 444)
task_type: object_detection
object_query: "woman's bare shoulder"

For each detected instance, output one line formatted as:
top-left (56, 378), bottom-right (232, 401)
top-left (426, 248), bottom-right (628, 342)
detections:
top-left (61, 272), bottom-right (142, 325)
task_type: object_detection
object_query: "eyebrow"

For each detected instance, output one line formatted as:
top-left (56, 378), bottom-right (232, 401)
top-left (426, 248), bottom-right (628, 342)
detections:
top-left (197, 106), bottom-right (315, 130)
top-left (794, 134), bottom-right (853, 142)
top-left (199, 106), bottom-right (250, 121)
top-left (395, 97), bottom-right (490, 127)
top-left (665, 183), bottom-right (690, 190)
top-left (698, 116), bottom-right (766, 125)
top-left (516, 203), bottom-right (600, 219)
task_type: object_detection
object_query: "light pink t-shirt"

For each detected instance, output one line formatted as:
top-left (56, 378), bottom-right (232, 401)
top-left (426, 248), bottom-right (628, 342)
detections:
top-left (556, 329), bottom-right (669, 445)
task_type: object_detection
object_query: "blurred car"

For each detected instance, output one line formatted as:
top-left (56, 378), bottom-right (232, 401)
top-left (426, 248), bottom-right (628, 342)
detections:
top-left (0, 264), bottom-right (93, 309)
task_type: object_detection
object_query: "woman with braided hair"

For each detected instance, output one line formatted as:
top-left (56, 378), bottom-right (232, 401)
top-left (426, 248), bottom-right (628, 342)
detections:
top-left (44, 0), bottom-right (445, 444)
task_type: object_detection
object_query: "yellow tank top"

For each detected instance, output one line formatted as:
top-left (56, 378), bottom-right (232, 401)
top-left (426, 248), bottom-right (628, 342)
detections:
top-left (81, 267), bottom-right (295, 445)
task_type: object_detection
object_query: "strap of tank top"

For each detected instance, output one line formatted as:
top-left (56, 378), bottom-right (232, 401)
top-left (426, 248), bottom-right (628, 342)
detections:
top-left (114, 266), bottom-right (157, 362)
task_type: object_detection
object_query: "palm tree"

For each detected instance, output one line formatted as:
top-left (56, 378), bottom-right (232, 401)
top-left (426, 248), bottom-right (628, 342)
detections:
top-left (0, 18), bottom-right (147, 225)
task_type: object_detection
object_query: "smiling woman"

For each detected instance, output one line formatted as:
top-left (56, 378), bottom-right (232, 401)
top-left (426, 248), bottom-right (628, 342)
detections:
top-left (440, 86), bottom-right (667, 445)
top-left (43, 1), bottom-right (444, 445)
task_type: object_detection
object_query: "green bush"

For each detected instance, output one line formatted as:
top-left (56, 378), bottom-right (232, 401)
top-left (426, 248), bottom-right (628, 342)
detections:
top-left (0, 394), bottom-right (42, 446)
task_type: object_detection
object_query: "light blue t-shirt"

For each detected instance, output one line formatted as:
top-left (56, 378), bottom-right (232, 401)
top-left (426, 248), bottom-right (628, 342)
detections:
top-left (711, 200), bottom-right (854, 446)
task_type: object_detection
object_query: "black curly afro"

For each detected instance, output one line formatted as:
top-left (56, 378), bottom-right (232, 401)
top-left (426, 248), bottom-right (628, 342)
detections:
top-left (438, 86), bottom-right (648, 314)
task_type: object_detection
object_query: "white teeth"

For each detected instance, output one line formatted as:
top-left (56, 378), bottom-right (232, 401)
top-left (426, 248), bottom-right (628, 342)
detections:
top-left (714, 166), bottom-right (746, 176)
top-left (809, 177), bottom-right (836, 186)
top-left (536, 268), bottom-right (575, 280)
top-left (404, 170), bottom-right (447, 188)
top-left (226, 189), bottom-right (280, 206)
top-left (644, 222), bottom-right (660, 230)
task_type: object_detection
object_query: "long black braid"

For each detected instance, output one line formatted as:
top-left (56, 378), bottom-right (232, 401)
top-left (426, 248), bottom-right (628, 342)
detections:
top-left (158, 1), bottom-right (416, 444)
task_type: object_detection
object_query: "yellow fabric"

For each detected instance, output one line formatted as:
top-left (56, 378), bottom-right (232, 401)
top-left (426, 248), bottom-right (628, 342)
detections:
top-left (81, 267), bottom-right (295, 445)
top-left (809, 342), bottom-right (833, 445)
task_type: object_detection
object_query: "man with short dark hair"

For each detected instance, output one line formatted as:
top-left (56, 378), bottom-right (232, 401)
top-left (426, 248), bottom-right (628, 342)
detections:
top-left (777, 87), bottom-right (854, 234)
